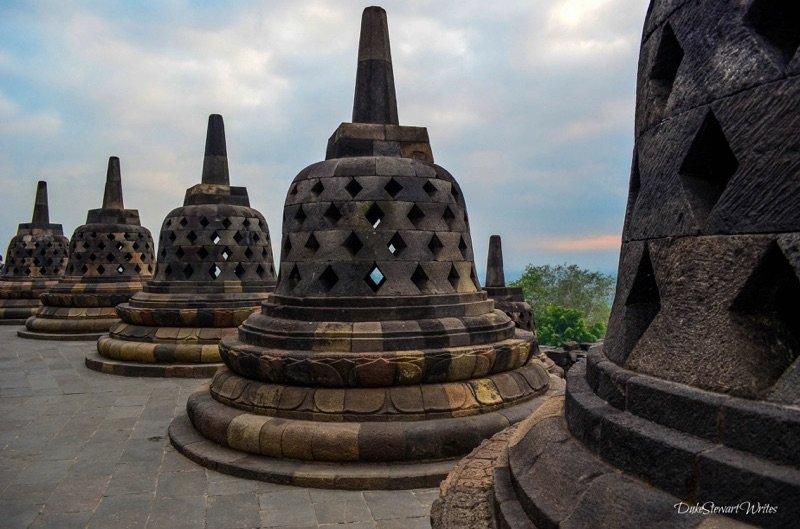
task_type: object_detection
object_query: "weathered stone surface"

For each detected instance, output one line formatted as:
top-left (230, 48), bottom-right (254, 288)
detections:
top-left (91, 115), bottom-right (276, 377)
top-left (0, 181), bottom-right (69, 322)
top-left (177, 7), bottom-right (550, 488)
top-left (22, 157), bottom-right (155, 340)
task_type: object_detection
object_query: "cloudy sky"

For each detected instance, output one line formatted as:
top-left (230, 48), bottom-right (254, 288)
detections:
top-left (0, 0), bottom-right (648, 279)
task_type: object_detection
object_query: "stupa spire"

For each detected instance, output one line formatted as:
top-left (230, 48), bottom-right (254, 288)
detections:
top-left (201, 114), bottom-right (230, 185)
top-left (102, 156), bottom-right (124, 209)
top-left (31, 181), bottom-right (50, 224)
top-left (485, 235), bottom-right (506, 288)
top-left (352, 6), bottom-right (398, 124)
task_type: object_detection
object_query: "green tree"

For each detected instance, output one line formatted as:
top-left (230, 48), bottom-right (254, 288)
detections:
top-left (509, 263), bottom-right (615, 345)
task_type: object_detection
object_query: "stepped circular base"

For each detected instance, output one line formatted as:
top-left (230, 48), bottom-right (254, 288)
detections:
top-left (0, 319), bottom-right (26, 325)
top-left (0, 304), bottom-right (40, 322)
top-left (85, 352), bottom-right (222, 378)
top-left (169, 414), bottom-right (456, 490)
top-left (19, 329), bottom-right (103, 341)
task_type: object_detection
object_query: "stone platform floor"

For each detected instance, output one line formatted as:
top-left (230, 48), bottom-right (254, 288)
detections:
top-left (0, 326), bottom-right (435, 529)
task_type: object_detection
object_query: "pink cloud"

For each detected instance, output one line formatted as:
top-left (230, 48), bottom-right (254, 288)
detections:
top-left (522, 234), bottom-right (621, 252)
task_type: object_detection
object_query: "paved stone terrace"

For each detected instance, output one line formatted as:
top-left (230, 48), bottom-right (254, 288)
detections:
top-left (0, 326), bottom-right (436, 528)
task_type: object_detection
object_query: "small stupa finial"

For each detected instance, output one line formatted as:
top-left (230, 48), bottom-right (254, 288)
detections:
top-left (31, 180), bottom-right (50, 224)
top-left (352, 6), bottom-right (399, 125)
top-left (102, 156), bottom-right (124, 209)
top-left (485, 235), bottom-right (506, 288)
top-left (201, 114), bottom-right (230, 185)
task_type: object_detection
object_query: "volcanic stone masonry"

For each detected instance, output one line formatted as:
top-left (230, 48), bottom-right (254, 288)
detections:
top-left (434, 1), bottom-right (800, 528)
top-left (0, 181), bottom-right (69, 324)
top-left (168, 6), bottom-right (559, 489)
top-left (86, 114), bottom-right (277, 377)
top-left (19, 157), bottom-right (155, 341)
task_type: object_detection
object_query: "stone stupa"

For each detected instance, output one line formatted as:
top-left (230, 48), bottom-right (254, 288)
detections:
top-left (169, 6), bottom-right (555, 489)
top-left (434, 2), bottom-right (800, 528)
top-left (0, 181), bottom-right (69, 324)
top-left (20, 157), bottom-right (155, 340)
top-left (87, 115), bottom-right (277, 377)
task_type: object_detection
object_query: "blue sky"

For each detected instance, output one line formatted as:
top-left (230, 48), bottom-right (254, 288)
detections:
top-left (0, 0), bottom-right (649, 280)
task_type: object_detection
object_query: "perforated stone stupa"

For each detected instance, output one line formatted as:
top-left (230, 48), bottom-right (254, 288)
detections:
top-left (169, 6), bottom-right (554, 489)
top-left (0, 181), bottom-right (69, 324)
top-left (435, 2), bottom-right (800, 528)
top-left (87, 115), bottom-right (276, 377)
top-left (20, 157), bottom-right (155, 340)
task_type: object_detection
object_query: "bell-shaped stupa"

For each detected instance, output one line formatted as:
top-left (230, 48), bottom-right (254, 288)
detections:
top-left (20, 157), bottom-right (155, 340)
top-left (0, 181), bottom-right (69, 323)
top-left (169, 6), bottom-right (554, 489)
top-left (435, 2), bottom-right (800, 528)
top-left (87, 115), bottom-right (277, 377)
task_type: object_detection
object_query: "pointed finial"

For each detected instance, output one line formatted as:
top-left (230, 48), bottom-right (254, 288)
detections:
top-left (31, 180), bottom-right (50, 224)
top-left (102, 156), bottom-right (124, 209)
top-left (201, 114), bottom-right (230, 185)
top-left (485, 235), bottom-right (506, 288)
top-left (352, 6), bottom-right (399, 125)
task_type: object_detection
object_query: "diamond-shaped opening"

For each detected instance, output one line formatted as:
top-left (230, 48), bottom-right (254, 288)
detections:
top-left (166, 219), bottom-right (172, 227)
top-left (98, 241), bottom-right (106, 250)
top-left (407, 204), bottom-right (425, 227)
top-left (324, 203), bottom-right (342, 224)
top-left (411, 264), bottom-right (431, 293)
top-left (428, 234), bottom-right (444, 258)
top-left (125, 252), bottom-right (133, 262)
top-left (222, 247), bottom-right (232, 261)
top-left (450, 183), bottom-right (460, 201)
top-left (365, 203), bottom-right (385, 229)
top-left (343, 231), bottom-right (364, 256)
top-left (32, 257), bottom-right (40, 266)
top-left (210, 231), bottom-right (220, 244)
top-left (106, 233), bottom-right (116, 240)
top-left (160, 249), bottom-right (167, 258)
top-left (730, 242), bottom-right (800, 367)
top-left (384, 178), bottom-right (403, 197)
top-left (365, 263), bottom-right (386, 292)
top-left (311, 180), bottom-right (325, 196)
top-left (290, 183), bottom-right (298, 195)
top-left (116, 265), bottom-right (125, 274)
top-left (233, 231), bottom-right (244, 244)
top-left (222, 218), bottom-right (232, 229)
top-left (305, 234), bottom-right (320, 253)
top-left (649, 23), bottom-right (683, 103)
top-left (168, 232), bottom-right (177, 242)
top-left (288, 265), bottom-right (301, 289)
top-left (620, 245), bottom-right (661, 362)
top-left (345, 177), bottom-right (363, 198)
top-left (442, 206), bottom-right (456, 228)
top-left (179, 217), bottom-right (188, 227)
top-left (81, 264), bottom-right (89, 274)
top-left (242, 247), bottom-right (252, 259)
top-left (422, 180), bottom-right (437, 197)
top-left (679, 111), bottom-right (738, 221)
top-left (448, 264), bottom-right (460, 291)
top-left (283, 237), bottom-right (292, 254)
top-left (234, 263), bottom-right (246, 279)
top-left (295, 206), bottom-right (307, 224)
top-left (82, 241), bottom-right (90, 249)
top-left (256, 264), bottom-right (265, 278)
top-left (115, 242), bottom-right (124, 251)
top-left (106, 253), bottom-right (115, 262)
top-left (97, 265), bottom-right (106, 275)
top-left (134, 264), bottom-right (142, 273)
top-left (319, 265), bottom-right (339, 292)
top-left (187, 231), bottom-right (198, 244)
top-left (209, 265), bottom-right (221, 279)
top-left (89, 253), bottom-right (97, 262)
top-left (183, 263), bottom-right (194, 278)
top-left (24, 267), bottom-right (31, 276)
top-left (200, 217), bottom-right (209, 228)
top-left (176, 247), bottom-right (185, 258)
top-left (387, 232), bottom-right (407, 256)
top-left (198, 247), bottom-right (209, 259)
top-left (262, 248), bottom-right (268, 258)
top-left (745, 0), bottom-right (800, 66)
top-left (625, 150), bottom-right (641, 225)
top-left (458, 236), bottom-right (468, 258)
top-left (164, 264), bottom-right (172, 276)
top-left (253, 233), bottom-right (260, 242)
top-left (470, 266), bottom-right (480, 289)
top-left (243, 218), bottom-right (251, 228)
top-left (270, 264), bottom-right (275, 276)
